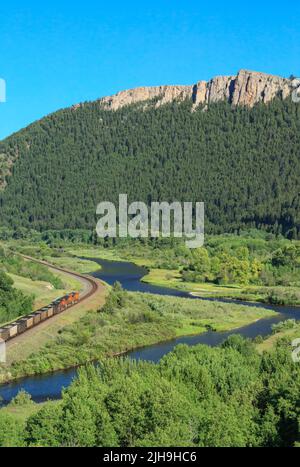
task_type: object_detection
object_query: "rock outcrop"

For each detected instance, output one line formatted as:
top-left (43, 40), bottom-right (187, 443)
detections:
top-left (99, 85), bottom-right (193, 110)
top-left (98, 70), bottom-right (299, 110)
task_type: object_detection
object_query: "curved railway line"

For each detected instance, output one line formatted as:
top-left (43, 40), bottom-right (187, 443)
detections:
top-left (20, 254), bottom-right (100, 303)
top-left (0, 254), bottom-right (102, 344)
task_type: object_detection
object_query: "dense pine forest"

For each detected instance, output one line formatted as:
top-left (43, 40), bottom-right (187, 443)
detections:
top-left (0, 97), bottom-right (300, 237)
top-left (1, 337), bottom-right (300, 447)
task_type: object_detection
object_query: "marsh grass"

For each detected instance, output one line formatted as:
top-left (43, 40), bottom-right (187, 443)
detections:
top-left (3, 288), bottom-right (276, 382)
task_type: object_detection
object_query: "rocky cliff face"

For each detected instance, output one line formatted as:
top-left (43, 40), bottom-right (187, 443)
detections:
top-left (98, 70), bottom-right (299, 110)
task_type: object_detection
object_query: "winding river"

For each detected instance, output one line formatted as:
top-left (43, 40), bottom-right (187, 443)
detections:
top-left (0, 258), bottom-right (299, 405)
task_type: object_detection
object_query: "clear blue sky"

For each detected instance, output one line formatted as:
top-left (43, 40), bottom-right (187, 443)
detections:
top-left (0, 0), bottom-right (300, 140)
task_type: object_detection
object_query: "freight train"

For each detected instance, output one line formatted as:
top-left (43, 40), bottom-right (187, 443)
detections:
top-left (0, 291), bottom-right (80, 342)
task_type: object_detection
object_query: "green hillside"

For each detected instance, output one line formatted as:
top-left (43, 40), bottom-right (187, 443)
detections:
top-left (0, 98), bottom-right (300, 236)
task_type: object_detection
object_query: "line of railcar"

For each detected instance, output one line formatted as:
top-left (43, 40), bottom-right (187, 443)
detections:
top-left (0, 291), bottom-right (80, 342)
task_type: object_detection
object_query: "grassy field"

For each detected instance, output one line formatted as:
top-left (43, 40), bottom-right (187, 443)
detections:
top-left (44, 255), bottom-right (101, 274)
top-left (0, 398), bottom-right (60, 442)
top-left (0, 399), bottom-right (58, 422)
top-left (137, 267), bottom-right (300, 305)
top-left (65, 246), bottom-right (300, 305)
top-left (0, 251), bottom-right (107, 368)
top-left (6, 239), bottom-right (300, 305)
top-left (0, 289), bottom-right (276, 383)
top-left (0, 268), bottom-right (85, 328)
top-left (3, 276), bottom-right (107, 369)
top-left (141, 268), bottom-right (248, 296)
top-left (67, 246), bottom-right (157, 267)
top-left (136, 267), bottom-right (260, 301)
top-left (0, 241), bottom-right (298, 384)
top-left (8, 270), bottom-right (84, 311)
top-left (256, 324), bottom-right (300, 353)
top-left (65, 247), bottom-right (273, 303)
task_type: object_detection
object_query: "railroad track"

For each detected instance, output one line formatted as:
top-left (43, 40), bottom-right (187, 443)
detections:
top-left (1, 254), bottom-right (102, 343)
top-left (20, 254), bottom-right (100, 302)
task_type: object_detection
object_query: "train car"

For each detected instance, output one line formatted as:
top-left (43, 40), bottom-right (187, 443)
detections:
top-left (52, 299), bottom-right (60, 315)
top-left (39, 308), bottom-right (48, 321)
top-left (47, 305), bottom-right (54, 318)
top-left (40, 305), bottom-right (52, 318)
top-left (33, 311), bottom-right (41, 325)
top-left (26, 314), bottom-right (35, 329)
top-left (17, 318), bottom-right (28, 334)
top-left (35, 310), bottom-right (43, 321)
top-left (8, 323), bottom-right (18, 338)
top-left (0, 290), bottom-right (82, 343)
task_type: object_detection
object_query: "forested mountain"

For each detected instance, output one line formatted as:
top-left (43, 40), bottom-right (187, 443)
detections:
top-left (0, 94), bottom-right (300, 237)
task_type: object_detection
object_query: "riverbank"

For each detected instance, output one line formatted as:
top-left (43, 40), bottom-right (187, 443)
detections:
top-left (0, 255), bottom-right (107, 370)
top-left (7, 269), bottom-right (84, 311)
top-left (256, 321), bottom-right (300, 353)
top-left (44, 255), bottom-right (101, 274)
top-left (141, 268), bottom-right (300, 306)
top-left (64, 246), bottom-right (300, 306)
top-left (5, 237), bottom-right (300, 307)
top-left (0, 288), bottom-right (276, 384)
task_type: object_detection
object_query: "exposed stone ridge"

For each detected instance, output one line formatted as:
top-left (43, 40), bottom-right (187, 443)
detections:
top-left (98, 70), bottom-right (298, 110)
top-left (99, 85), bottom-right (193, 110)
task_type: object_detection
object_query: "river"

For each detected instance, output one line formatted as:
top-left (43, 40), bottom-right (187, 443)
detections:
top-left (0, 257), bottom-right (299, 404)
